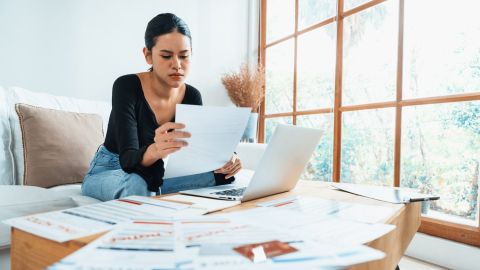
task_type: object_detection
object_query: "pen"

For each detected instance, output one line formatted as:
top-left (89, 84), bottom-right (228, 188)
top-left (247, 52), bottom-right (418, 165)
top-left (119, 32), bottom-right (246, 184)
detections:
top-left (408, 196), bottom-right (439, 202)
top-left (408, 198), bottom-right (430, 202)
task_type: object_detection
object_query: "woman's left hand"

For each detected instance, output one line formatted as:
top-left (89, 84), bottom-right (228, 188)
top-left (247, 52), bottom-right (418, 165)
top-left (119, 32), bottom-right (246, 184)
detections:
top-left (214, 154), bottom-right (242, 179)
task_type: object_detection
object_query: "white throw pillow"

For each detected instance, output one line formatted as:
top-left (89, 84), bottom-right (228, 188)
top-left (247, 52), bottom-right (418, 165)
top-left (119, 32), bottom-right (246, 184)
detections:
top-left (235, 142), bottom-right (267, 170)
top-left (5, 86), bottom-right (111, 185)
top-left (0, 87), bottom-right (15, 185)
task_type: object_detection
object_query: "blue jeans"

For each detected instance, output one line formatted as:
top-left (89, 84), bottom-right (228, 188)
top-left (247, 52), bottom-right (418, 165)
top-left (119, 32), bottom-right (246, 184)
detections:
top-left (82, 146), bottom-right (216, 201)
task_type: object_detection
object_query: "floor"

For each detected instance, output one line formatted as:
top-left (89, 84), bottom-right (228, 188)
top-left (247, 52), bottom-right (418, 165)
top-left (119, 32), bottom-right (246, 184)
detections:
top-left (399, 256), bottom-right (450, 270)
top-left (0, 248), bottom-right (9, 270)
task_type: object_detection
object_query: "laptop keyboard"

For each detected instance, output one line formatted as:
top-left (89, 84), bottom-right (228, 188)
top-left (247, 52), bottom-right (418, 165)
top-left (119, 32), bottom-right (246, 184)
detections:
top-left (213, 187), bottom-right (247, 197)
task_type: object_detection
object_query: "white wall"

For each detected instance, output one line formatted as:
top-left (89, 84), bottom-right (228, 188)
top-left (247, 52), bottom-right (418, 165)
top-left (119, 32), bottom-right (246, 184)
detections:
top-left (0, 0), bottom-right (259, 105)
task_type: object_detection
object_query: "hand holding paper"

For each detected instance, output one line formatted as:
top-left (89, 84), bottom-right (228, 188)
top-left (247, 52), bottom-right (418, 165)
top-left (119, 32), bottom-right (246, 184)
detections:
top-left (214, 154), bottom-right (242, 179)
top-left (142, 122), bottom-right (190, 167)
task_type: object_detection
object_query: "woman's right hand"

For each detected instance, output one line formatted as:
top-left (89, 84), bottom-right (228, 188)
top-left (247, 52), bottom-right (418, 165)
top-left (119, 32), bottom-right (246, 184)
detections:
top-left (142, 122), bottom-right (190, 166)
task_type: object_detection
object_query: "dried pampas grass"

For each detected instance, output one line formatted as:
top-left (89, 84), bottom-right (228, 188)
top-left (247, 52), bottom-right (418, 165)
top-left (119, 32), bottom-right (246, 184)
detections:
top-left (221, 63), bottom-right (265, 112)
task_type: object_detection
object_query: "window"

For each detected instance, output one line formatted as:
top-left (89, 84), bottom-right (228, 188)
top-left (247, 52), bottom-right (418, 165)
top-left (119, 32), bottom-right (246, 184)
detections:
top-left (260, 0), bottom-right (480, 246)
top-left (402, 102), bottom-right (480, 227)
top-left (341, 108), bottom-right (395, 186)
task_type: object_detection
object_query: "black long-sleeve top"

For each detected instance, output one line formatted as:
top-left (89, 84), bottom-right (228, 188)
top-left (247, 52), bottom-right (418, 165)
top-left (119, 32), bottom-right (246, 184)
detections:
top-left (103, 74), bottom-right (232, 192)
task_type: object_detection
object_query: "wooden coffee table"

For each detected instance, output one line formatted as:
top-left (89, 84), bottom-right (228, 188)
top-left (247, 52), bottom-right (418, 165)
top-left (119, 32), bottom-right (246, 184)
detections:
top-left (10, 181), bottom-right (421, 270)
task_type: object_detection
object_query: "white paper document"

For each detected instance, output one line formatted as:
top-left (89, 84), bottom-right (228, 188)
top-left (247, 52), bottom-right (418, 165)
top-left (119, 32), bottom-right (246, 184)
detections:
top-left (159, 194), bottom-right (241, 213)
top-left (258, 196), bottom-right (396, 224)
top-left (332, 183), bottom-right (440, 203)
top-left (180, 216), bottom-right (295, 247)
top-left (4, 195), bottom-right (206, 243)
top-left (224, 207), bottom-right (395, 246)
top-left (164, 104), bottom-right (251, 178)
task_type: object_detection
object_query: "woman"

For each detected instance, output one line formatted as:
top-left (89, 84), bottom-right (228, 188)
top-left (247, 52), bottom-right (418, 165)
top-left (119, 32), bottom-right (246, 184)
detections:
top-left (82, 13), bottom-right (241, 201)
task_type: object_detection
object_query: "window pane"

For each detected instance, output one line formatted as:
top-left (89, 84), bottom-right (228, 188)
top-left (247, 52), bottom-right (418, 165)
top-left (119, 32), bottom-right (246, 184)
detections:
top-left (267, 0), bottom-right (295, 43)
top-left (265, 40), bottom-right (294, 114)
top-left (298, 0), bottom-right (337, 30)
top-left (344, 0), bottom-right (370, 11)
top-left (403, 0), bottom-right (480, 99)
top-left (401, 102), bottom-right (480, 226)
top-left (297, 24), bottom-right (336, 110)
top-left (341, 108), bottom-right (395, 185)
top-left (342, 0), bottom-right (398, 105)
top-left (265, 117), bottom-right (293, 143)
top-left (297, 114), bottom-right (333, 181)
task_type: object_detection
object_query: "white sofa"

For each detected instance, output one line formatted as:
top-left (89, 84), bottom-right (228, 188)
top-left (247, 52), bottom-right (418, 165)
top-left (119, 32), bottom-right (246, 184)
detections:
top-left (0, 86), bottom-right (266, 269)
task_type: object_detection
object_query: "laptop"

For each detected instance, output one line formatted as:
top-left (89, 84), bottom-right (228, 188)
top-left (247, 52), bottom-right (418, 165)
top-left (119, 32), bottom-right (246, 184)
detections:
top-left (180, 124), bottom-right (323, 202)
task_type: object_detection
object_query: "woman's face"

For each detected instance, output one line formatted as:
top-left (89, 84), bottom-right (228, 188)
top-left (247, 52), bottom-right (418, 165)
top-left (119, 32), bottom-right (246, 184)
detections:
top-left (145, 31), bottom-right (191, 88)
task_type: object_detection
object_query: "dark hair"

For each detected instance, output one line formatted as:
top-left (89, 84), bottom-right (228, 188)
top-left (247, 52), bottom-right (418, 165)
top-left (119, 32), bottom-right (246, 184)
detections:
top-left (144, 13), bottom-right (192, 51)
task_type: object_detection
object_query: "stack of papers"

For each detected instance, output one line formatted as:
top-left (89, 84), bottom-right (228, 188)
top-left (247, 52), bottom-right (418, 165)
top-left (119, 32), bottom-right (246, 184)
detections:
top-left (49, 215), bottom-right (385, 270)
top-left (4, 194), bottom-right (244, 243)
top-left (332, 183), bottom-right (440, 203)
top-left (48, 217), bottom-right (186, 270)
top-left (4, 195), bottom-right (208, 242)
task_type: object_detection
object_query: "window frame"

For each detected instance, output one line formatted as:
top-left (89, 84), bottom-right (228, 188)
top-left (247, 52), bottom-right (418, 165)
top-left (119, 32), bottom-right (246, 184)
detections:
top-left (259, 0), bottom-right (480, 247)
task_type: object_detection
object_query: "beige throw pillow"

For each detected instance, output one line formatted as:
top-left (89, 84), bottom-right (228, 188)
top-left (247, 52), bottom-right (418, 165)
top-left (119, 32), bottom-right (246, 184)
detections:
top-left (15, 104), bottom-right (104, 188)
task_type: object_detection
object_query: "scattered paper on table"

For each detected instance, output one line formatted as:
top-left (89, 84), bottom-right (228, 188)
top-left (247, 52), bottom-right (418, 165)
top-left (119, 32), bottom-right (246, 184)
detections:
top-left (48, 215), bottom-right (386, 270)
top-left (258, 196), bottom-right (396, 223)
top-left (223, 206), bottom-right (395, 245)
top-left (4, 195), bottom-right (206, 242)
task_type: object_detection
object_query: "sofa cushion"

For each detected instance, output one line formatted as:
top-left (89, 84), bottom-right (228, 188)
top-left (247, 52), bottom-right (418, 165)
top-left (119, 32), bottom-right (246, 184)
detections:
top-left (16, 104), bottom-right (104, 188)
top-left (0, 185), bottom-right (77, 249)
top-left (4, 86), bottom-right (111, 185)
top-left (0, 87), bottom-right (15, 185)
top-left (49, 184), bottom-right (101, 206)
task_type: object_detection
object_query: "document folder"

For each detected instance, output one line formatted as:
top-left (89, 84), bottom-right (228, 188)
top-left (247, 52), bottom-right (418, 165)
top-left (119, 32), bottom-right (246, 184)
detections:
top-left (332, 183), bottom-right (440, 204)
